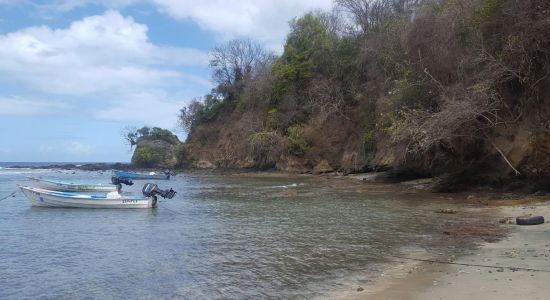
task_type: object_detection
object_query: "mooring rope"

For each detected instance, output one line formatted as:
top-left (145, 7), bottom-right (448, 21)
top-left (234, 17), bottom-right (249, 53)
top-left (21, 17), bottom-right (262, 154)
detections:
top-left (0, 191), bottom-right (17, 202)
top-left (387, 254), bottom-right (550, 273)
top-left (158, 202), bottom-right (186, 215)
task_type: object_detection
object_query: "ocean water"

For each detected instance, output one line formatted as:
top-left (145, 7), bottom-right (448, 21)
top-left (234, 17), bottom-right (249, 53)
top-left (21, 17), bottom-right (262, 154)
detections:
top-left (0, 167), bottom-right (478, 299)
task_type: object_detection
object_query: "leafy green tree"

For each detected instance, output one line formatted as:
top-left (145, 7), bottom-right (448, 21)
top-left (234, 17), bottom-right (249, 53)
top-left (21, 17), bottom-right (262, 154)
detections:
top-left (137, 126), bottom-right (151, 137)
top-left (272, 13), bottom-right (337, 94)
top-left (122, 126), bottom-right (176, 149)
top-left (178, 94), bottom-right (225, 132)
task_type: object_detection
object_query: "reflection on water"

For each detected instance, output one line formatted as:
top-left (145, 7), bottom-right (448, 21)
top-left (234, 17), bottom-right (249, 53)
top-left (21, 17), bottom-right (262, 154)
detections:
top-left (0, 169), bottom-right (475, 299)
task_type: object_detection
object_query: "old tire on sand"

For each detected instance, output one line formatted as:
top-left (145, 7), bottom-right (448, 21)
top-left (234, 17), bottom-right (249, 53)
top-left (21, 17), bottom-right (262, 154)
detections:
top-left (516, 215), bottom-right (544, 225)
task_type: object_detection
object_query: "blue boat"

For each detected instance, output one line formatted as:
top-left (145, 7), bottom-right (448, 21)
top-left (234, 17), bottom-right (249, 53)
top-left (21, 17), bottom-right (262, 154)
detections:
top-left (113, 170), bottom-right (170, 180)
top-left (28, 177), bottom-right (118, 192)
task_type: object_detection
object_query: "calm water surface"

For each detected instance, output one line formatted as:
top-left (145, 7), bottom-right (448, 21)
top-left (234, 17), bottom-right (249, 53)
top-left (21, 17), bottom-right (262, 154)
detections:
top-left (0, 167), bottom-right (475, 299)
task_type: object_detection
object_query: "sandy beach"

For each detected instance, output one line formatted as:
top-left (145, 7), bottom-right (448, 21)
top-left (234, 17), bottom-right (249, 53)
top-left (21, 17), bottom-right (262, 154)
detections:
top-left (338, 202), bottom-right (550, 300)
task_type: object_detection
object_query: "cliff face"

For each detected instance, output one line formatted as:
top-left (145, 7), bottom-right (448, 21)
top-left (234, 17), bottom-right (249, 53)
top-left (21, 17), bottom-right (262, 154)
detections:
top-left (131, 135), bottom-right (182, 168)
top-left (178, 0), bottom-right (550, 190)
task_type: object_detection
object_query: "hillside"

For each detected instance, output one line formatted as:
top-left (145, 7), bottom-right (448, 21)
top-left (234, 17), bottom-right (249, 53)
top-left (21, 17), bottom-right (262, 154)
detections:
top-left (177, 0), bottom-right (550, 190)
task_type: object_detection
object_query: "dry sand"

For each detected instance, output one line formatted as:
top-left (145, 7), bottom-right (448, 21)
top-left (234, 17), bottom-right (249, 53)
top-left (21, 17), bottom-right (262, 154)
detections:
top-left (339, 203), bottom-right (550, 300)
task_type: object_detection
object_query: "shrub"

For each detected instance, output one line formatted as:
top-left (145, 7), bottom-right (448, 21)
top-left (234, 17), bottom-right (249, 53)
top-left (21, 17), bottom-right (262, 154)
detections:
top-left (360, 105), bottom-right (378, 153)
top-left (179, 94), bottom-right (224, 131)
top-left (132, 148), bottom-right (162, 167)
top-left (265, 108), bottom-right (279, 130)
top-left (234, 97), bottom-right (246, 113)
top-left (287, 124), bottom-right (309, 155)
top-left (248, 130), bottom-right (284, 168)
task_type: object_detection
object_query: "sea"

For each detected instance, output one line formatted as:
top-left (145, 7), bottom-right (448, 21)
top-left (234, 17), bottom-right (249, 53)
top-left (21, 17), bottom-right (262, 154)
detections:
top-left (0, 162), bottom-right (482, 299)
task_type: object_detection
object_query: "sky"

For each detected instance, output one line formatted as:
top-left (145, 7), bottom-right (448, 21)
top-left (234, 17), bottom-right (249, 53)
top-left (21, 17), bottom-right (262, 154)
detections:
top-left (0, 0), bottom-right (333, 162)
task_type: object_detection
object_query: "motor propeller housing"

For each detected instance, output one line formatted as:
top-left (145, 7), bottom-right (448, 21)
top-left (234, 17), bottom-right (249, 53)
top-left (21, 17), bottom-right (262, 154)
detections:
top-left (142, 183), bottom-right (176, 199)
top-left (111, 176), bottom-right (134, 186)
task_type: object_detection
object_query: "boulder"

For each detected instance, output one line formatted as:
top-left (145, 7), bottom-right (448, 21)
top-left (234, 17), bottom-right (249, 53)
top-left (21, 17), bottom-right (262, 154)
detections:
top-left (195, 160), bottom-right (216, 169)
top-left (312, 160), bottom-right (334, 174)
top-left (276, 155), bottom-right (310, 173)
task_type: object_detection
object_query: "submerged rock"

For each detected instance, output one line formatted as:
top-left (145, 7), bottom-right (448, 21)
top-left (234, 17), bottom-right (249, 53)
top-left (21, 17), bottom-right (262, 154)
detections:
top-left (436, 208), bottom-right (458, 214)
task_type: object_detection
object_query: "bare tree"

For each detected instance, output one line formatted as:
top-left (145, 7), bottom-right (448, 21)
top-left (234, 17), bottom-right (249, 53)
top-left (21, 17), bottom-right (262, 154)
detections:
top-left (210, 39), bottom-right (271, 100)
top-left (121, 126), bottom-right (138, 150)
top-left (336, 0), bottom-right (423, 33)
top-left (306, 79), bottom-right (348, 125)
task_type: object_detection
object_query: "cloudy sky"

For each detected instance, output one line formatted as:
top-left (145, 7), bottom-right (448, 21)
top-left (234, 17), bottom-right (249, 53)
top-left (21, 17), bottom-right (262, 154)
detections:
top-left (0, 0), bottom-right (333, 162)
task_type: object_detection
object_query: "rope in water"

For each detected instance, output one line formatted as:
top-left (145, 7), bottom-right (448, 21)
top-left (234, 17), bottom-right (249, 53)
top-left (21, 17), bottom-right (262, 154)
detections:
top-left (387, 254), bottom-right (550, 273)
top-left (158, 202), bottom-right (186, 215)
top-left (0, 191), bottom-right (17, 202)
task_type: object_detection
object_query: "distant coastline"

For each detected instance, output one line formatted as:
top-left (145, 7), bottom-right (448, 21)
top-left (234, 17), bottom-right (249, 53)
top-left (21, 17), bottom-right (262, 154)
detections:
top-left (0, 162), bottom-right (130, 171)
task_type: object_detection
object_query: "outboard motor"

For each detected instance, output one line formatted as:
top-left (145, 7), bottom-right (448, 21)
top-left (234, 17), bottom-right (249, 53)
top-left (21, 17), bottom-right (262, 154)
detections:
top-left (142, 183), bottom-right (176, 199)
top-left (111, 176), bottom-right (134, 192)
top-left (111, 176), bottom-right (134, 186)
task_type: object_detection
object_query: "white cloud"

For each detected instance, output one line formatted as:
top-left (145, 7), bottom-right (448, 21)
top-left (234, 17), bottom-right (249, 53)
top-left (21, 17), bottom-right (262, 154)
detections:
top-left (151, 0), bottom-right (334, 50)
top-left (0, 96), bottom-right (72, 115)
top-left (17, 1), bottom-right (334, 51)
top-left (0, 10), bottom-right (209, 96)
top-left (94, 91), bottom-right (185, 128)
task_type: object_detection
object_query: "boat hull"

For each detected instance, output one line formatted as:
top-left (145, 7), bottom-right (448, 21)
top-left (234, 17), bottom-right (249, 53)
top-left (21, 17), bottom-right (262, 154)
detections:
top-left (113, 170), bottom-right (170, 180)
top-left (19, 186), bottom-right (154, 209)
top-left (29, 177), bottom-right (118, 192)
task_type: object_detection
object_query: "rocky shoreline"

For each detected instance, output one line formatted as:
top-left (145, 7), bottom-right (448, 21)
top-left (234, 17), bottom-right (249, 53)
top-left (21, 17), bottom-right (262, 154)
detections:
top-left (3, 162), bottom-right (131, 171)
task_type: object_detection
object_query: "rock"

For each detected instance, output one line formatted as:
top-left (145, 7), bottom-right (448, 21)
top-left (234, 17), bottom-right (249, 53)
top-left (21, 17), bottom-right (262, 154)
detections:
top-left (131, 135), bottom-right (181, 168)
top-left (499, 217), bottom-right (515, 224)
top-left (235, 157), bottom-right (256, 169)
top-left (357, 287), bottom-right (364, 292)
top-left (436, 208), bottom-right (458, 214)
top-left (467, 195), bottom-right (475, 200)
top-left (312, 160), bottom-right (334, 175)
top-left (195, 160), bottom-right (216, 169)
top-left (276, 155), bottom-right (310, 173)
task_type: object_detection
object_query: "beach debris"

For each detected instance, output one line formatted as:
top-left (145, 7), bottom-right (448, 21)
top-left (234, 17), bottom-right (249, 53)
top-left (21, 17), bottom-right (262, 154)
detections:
top-left (436, 208), bottom-right (457, 214)
top-left (499, 217), bottom-right (515, 224)
top-left (516, 215), bottom-right (545, 225)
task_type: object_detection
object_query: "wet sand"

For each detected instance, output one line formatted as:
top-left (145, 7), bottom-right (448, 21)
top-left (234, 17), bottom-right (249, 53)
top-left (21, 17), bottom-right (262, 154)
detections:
top-left (340, 203), bottom-right (550, 300)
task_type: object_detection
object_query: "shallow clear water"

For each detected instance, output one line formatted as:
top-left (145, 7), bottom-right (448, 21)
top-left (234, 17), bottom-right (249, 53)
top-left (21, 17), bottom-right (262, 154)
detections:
top-left (0, 168), bottom-right (475, 299)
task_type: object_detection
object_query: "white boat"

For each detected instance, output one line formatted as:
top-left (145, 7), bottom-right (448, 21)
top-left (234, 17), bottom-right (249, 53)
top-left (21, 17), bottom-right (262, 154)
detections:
top-left (28, 177), bottom-right (118, 192)
top-left (18, 185), bottom-right (155, 208)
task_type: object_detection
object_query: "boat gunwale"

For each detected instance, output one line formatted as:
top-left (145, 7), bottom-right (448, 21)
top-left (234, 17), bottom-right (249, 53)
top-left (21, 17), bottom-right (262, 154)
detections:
top-left (18, 185), bottom-right (147, 200)
top-left (27, 176), bottom-right (116, 188)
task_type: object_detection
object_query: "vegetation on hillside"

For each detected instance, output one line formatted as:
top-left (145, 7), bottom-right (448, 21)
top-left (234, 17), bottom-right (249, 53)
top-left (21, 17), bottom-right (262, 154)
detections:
top-left (123, 126), bottom-right (178, 149)
top-left (178, 0), bottom-right (550, 183)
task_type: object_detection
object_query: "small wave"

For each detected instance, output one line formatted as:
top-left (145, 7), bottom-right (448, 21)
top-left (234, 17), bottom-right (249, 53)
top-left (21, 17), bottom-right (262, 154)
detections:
top-left (267, 183), bottom-right (300, 189)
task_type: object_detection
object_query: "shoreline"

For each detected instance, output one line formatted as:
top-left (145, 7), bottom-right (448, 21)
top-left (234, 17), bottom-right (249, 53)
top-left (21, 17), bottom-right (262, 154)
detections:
top-left (338, 203), bottom-right (550, 300)
top-left (4, 167), bottom-right (549, 298)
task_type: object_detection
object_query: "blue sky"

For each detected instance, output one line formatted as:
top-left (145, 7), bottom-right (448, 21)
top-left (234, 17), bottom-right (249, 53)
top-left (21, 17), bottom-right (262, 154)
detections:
top-left (0, 0), bottom-right (333, 162)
